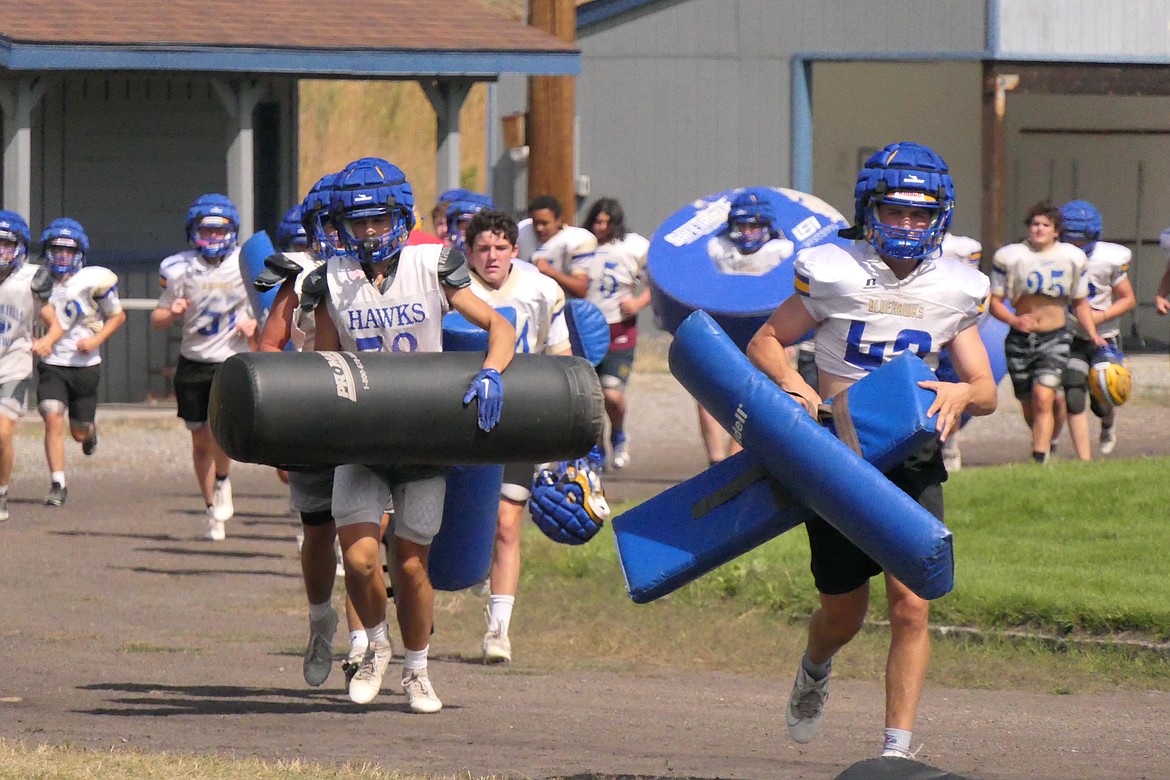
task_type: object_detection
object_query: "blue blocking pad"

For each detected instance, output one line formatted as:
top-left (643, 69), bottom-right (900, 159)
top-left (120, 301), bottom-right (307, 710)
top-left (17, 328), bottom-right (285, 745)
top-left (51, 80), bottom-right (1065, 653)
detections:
top-left (647, 186), bottom-right (849, 350)
top-left (441, 306), bottom-right (517, 352)
top-left (615, 311), bottom-right (954, 602)
top-left (429, 306), bottom-right (516, 591)
top-left (564, 298), bottom-right (610, 366)
top-left (239, 230), bottom-right (278, 319)
top-left (614, 344), bottom-right (941, 603)
top-left (429, 464), bottom-right (503, 591)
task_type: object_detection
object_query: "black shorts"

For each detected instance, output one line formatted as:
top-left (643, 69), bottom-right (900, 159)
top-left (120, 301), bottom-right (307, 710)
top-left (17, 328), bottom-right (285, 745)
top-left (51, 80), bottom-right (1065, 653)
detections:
top-left (173, 356), bottom-right (222, 424)
top-left (804, 441), bottom-right (946, 595)
top-left (1005, 327), bottom-right (1071, 400)
top-left (36, 362), bottom-right (101, 424)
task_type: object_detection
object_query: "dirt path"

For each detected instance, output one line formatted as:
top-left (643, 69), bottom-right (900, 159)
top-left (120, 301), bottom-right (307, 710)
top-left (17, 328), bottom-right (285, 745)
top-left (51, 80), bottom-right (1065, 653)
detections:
top-left (2, 358), bottom-right (1169, 779)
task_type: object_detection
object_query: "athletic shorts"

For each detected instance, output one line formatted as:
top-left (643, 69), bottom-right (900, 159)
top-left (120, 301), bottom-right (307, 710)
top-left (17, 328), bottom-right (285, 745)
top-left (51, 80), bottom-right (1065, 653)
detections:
top-left (173, 356), bottom-right (221, 426)
top-left (501, 461), bottom-right (536, 503)
top-left (0, 377), bottom-right (30, 420)
top-left (37, 363), bottom-right (101, 424)
top-left (331, 463), bottom-right (448, 546)
top-left (1005, 327), bottom-right (1071, 399)
top-left (288, 467), bottom-right (335, 524)
top-left (804, 440), bottom-right (946, 596)
top-left (596, 348), bottom-right (635, 390)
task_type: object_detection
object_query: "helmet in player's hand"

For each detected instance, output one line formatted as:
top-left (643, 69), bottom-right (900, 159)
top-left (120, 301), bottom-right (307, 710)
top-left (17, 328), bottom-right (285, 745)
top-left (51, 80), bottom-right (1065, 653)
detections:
top-left (529, 449), bottom-right (611, 545)
top-left (1089, 344), bottom-right (1131, 407)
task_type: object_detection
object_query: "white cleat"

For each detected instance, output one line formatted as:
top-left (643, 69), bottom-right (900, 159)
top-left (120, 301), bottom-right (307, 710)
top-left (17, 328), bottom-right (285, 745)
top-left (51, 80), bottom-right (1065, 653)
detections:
top-left (348, 641), bottom-right (392, 704)
top-left (1099, 425), bottom-right (1117, 456)
top-left (203, 508), bottom-right (226, 541)
top-left (785, 663), bottom-right (830, 744)
top-left (402, 666), bottom-right (443, 714)
top-left (212, 477), bottom-right (234, 522)
top-left (303, 609), bottom-right (339, 687)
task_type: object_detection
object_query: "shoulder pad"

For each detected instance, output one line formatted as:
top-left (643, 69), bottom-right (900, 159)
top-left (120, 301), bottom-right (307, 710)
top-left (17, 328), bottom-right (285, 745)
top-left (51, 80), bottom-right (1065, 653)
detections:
top-left (255, 252), bottom-right (302, 291)
top-left (298, 265), bottom-right (328, 313)
top-left (31, 266), bottom-right (54, 299)
top-left (437, 246), bottom-right (471, 289)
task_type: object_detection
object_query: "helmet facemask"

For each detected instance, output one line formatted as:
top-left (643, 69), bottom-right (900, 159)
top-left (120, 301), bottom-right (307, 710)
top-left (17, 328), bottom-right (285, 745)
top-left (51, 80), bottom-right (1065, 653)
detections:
top-left (865, 187), bottom-right (951, 261)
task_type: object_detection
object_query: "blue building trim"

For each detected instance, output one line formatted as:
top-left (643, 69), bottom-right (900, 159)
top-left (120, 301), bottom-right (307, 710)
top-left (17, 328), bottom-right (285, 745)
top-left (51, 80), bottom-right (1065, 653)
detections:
top-left (790, 58), bottom-right (813, 194)
top-left (578, 0), bottom-right (663, 29)
top-left (0, 43), bottom-right (580, 77)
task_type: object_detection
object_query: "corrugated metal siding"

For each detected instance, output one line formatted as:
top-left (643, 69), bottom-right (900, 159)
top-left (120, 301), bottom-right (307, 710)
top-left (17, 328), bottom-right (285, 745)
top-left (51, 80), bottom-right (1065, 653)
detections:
top-left (996, 0), bottom-right (1170, 60)
top-left (565, 0), bottom-right (985, 233)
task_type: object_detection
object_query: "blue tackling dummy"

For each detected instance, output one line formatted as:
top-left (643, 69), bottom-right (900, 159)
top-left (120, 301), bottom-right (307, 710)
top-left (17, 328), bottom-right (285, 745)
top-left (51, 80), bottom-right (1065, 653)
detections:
top-left (612, 311), bottom-right (954, 603)
top-left (239, 230), bottom-right (279, 321)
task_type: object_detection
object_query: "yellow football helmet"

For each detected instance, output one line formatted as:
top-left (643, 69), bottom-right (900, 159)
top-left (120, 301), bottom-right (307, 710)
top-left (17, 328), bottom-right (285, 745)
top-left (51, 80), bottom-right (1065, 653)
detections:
top-left (1089, 346), bottom-right (1132, 407)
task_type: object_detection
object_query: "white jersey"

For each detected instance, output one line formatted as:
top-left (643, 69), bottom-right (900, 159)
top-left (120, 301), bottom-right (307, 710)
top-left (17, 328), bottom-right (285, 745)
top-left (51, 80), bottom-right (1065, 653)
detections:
top-left (44, 266), bottom-right (123, 369)
top-left (531, 225), bottom-right (597, 277)
top-left (939, 233), bottom-right (983, 269)
top-left (325, 243), bottom-right (449, 353)
top-left (470, 260), bottom-right (569, 355)
top-left (1066, 240), bottom-right (1130, 340)
top-left (282, 250), bottom-right (325, 351)
top-left (586, 232), bottom-right (651, 324)
top-left (706, 234), bottom-right (795, 276)
top-left (795, 243), bottom-right (988, 381)
top-left (990, 240), bottom-right (1090, 306)
top-left (158, 248), bottom-right (253, 363)
top-left (0, 264), bottom-right (47, 383)
top-left (516, 218), bottom-right (538, 263)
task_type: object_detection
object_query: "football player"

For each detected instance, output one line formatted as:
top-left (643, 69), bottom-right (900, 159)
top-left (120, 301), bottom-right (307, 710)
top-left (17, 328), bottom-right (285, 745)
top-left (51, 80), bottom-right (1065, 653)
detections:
top-left (527, 194), bottom-right (597, 299)
top-left (35, 219), bottom-right (126, 508)
top-left (150, 194), bottom-right (256, 540)
top-left (700, 189), bottom-right (797, 466)
top-left (0, 211), bottom-right (63, 521)
top-left (988, 201), bottom-right (1105, 464)
top-left (463, 208), bottom-right (571, 664)
top-left (583, 197), bottom-right (651, 470)
top-left (746, 142), bottom-right (997, 759)
top-left (303, 157), bottom-right (514, 713)
top-left (443, 193), bottom-right (493, 252)
top-left (1058, 200), bottom-right (1135, 458)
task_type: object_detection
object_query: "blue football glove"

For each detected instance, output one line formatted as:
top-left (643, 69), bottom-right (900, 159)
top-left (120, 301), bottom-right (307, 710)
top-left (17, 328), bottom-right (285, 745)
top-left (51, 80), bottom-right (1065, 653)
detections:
top-left (462, 368), bottom-right (503, 431)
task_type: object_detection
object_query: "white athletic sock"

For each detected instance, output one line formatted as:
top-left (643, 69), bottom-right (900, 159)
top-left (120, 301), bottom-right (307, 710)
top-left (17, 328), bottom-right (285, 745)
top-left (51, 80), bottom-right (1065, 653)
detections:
top-left (365, 621), bottom-right (390, 649)
top-left (308, 599), bottom-right (333, 621)
top-left (349, 630), bottom-right (369, 655)
top-left (403, 645), bottom-right (429, 672)
top-left (883, 728), bottom-right (912, 756)
top-left (488, 594), bottom-right (515, 635)
top-left (51, 471), bottom-right (65, 486)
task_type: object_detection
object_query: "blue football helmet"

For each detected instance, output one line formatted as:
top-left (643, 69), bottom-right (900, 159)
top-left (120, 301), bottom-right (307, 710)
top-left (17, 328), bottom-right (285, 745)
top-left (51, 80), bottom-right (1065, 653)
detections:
top-left (329, 158), bottom-right (416, 265)
top-left (1060, 200), bottom-right (1102, 255)
top-left (301, 171), bottom-right (343, 258)
top-left (726, 189), bottom-right (776, 254)
top-left (445, 193), bottom-right (493, 251)
top-left (185, 193), bottom-right (239, 261)
top-left (41, 217), bottom-right (90, 277)
top-left (277, 204), bottom-right (309, 252)
top-left (0, 210), bottom-right (31, 270)
top-left (848, 142), bottom-right (955, 261)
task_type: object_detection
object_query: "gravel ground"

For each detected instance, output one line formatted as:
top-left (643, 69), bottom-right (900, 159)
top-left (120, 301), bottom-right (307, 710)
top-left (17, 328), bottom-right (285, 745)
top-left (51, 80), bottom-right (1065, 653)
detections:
top-left (2, 354), bottom-right (1169, 780)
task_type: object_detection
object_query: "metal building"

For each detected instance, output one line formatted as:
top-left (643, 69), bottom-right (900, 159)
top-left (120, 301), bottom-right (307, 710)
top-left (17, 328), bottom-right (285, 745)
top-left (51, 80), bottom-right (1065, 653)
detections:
top-left (1, 0), bottom-right (578, 401)
top-left (492, 0), bottom-right (1170, 348)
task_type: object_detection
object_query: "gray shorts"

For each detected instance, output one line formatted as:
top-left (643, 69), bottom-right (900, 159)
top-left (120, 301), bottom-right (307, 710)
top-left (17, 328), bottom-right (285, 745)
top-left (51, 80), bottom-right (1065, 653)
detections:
top-left (0, 377), bottom-right (30, 420)
top-left (1005, 328), bottom-right (1071, 399)
top-left (332, 463), bottom-right (448, 546)
top-left (287, 468), bottom-right (334, 515)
